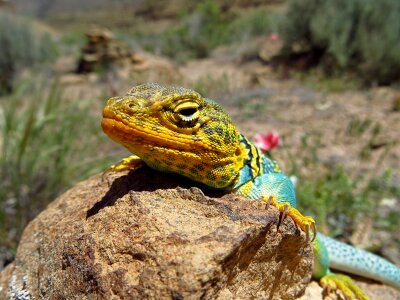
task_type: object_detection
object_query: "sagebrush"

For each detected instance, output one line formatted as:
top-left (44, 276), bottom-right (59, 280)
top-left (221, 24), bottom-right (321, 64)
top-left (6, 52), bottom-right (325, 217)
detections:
top-left (279, 0), bottom-right (400, 84)
top-left (0, 12), bottom-right (57, 94)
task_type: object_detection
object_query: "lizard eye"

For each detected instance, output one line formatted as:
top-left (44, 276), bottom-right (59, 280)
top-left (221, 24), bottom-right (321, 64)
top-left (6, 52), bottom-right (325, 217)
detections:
top-left (178, 108), bottom-right (198, 121)
top-left (174, 102), bottom-right (200, 122)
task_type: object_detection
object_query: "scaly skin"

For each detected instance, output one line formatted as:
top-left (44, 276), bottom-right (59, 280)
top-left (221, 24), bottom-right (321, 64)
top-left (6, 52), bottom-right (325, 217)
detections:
top-left (102, 83), bottom-right (400, 299)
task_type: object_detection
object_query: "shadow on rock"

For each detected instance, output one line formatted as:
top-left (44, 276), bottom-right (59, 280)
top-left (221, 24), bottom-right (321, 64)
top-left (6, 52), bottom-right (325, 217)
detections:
top-left (86, 166), bottom-right (225, 218)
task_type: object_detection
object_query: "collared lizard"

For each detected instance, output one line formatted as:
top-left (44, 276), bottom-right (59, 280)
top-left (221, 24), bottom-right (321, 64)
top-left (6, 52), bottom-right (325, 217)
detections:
top-left (101, 83), bottom-right (400, 299)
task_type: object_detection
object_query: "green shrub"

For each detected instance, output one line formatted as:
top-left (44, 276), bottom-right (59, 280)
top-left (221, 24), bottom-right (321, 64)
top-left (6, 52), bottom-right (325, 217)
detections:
top-left (0, 80), bottom-right (112, 250)
top-left (160, 1), bottom-right (275, 61)
top-left (279, 0), bottom-right (400, 84)
top-left (228, 8), bottom-right (275, 41)
top-left (283, 134), bottom-right (400, 237)
top-left (0, 12), bottom-right (58, 94)
top-left (161, 0), bottom-right (229, 60)
top-left (297, 167), bottom-right (399, 236)
top-left (296, 167), bottom-right (372, 235)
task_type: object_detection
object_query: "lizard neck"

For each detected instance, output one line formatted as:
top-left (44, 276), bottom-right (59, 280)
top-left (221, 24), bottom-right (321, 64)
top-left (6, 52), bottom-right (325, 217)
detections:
top-left (232, 134), bottom-right (264, 189)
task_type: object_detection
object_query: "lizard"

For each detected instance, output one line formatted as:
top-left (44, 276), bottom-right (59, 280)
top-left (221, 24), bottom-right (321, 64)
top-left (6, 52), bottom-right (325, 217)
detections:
top-left (101, 82), bottom-right (400, 299)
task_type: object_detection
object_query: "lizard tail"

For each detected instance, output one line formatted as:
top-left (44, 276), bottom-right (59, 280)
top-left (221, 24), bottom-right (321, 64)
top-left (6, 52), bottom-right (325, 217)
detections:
top-left (318, 234), bottom-right (400, 289)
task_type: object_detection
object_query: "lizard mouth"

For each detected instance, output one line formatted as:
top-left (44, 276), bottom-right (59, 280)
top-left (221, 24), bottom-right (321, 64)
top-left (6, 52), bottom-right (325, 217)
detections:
top-left (101, 117), bottom-right (139, 143)
top-left (101, 113), bottom-right (213, 153)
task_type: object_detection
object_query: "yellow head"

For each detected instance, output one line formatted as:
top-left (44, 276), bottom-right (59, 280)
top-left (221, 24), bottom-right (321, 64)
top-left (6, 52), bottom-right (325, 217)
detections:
top-left (102, 83), bottom-right (247, 188)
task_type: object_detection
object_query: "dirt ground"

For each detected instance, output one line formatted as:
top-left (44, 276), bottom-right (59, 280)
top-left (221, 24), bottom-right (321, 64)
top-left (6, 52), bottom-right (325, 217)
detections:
top-left (57, 45), bottom-right (400, 184)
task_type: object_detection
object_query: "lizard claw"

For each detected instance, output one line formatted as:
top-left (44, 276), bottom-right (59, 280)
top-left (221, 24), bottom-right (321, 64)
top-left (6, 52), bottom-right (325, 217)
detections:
top-left (264, 196), bottom-right (316, 241)
top-left (102, 155), bottom-right (144, 184)
top-left (309, 222), bottom-right (317, 242)
top-left (320, 273), bottom-right (369, 300)
top-left (279, 204), bottom-right (288, 227)
top-left (106, 155), bottom-right (143, 172)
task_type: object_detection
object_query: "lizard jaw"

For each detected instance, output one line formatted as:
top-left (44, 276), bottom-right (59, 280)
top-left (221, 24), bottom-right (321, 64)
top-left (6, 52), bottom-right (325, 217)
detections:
top-left (101, 116), bottom-right (214, 152)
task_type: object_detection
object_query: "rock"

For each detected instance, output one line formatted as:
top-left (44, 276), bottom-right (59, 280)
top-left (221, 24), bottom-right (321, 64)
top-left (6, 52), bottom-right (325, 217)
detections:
top-left (76, 28), bottom-right (132, 74)
top-left (297, 281), bottom-right (324, 300)
top-left (0, 167), bottom-right (313, 299)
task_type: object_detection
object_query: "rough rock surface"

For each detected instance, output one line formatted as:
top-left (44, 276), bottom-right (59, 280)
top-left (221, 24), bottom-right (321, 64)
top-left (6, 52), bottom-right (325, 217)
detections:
top-left (0, 167), bottom-right (313, 299)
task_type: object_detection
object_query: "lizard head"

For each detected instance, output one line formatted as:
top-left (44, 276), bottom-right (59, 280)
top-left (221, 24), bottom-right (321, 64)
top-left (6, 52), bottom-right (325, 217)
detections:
top-left (102, 83), bottom-right (248, 188)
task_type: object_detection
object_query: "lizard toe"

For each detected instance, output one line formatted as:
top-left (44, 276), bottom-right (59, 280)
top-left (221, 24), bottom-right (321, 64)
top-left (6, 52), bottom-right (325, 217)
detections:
top-left (320, 273), bottom-right (369, 300)
top-left (263, 196), bottom-right (316, 241)
top-left (107, 155), bottom-right (143, 172)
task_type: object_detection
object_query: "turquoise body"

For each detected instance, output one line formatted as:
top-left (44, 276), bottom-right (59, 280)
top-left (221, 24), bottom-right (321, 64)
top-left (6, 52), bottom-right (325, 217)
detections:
top-left (232, 140), bottom-right (400, 289)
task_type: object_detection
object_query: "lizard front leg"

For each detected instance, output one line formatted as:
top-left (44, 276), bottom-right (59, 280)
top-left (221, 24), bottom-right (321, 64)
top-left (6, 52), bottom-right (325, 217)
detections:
top-left (263, 195), bottom-right (316, 241)
top-left (236, 173), bottom-right (368, 299)
top-left (107, 155), bottom-right (144, 172)
top-left (235, 173), bottom-right (316, 240)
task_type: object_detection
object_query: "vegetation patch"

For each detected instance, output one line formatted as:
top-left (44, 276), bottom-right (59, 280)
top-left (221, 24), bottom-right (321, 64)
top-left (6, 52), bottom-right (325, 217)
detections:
top-left (0, 80), bottom-right (112, 251)
top-left (279, 0), bottom-right (400, 85)
top-left (148, 1), bottom-right (277, 62)
top-left (0, 12), bottom-right (58, 94)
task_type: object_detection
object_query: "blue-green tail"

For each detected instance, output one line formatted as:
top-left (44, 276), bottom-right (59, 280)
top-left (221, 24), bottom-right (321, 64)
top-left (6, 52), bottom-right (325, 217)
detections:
top-left (319, 234), bottom-right (400, 289)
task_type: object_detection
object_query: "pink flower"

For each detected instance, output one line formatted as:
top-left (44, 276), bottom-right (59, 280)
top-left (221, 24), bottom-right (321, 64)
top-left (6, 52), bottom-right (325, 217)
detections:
top-left (254, 131), bottom-right (280, 153)
top-left (268, 32), bottom-right (280, 42)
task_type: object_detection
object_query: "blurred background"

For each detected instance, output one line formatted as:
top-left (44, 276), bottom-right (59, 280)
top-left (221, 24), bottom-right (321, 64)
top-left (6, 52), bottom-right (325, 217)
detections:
top-left (0, 0), bottom-right (399, 272)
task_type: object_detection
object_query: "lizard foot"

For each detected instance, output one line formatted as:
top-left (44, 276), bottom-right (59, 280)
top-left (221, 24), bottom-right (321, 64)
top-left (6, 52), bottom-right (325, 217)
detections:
top-left (106, 155), bottom-right (144, 172)
top-left (263, 196), bottom-right (316, 241)
top-left (320, 273), bottom-right (369, 300)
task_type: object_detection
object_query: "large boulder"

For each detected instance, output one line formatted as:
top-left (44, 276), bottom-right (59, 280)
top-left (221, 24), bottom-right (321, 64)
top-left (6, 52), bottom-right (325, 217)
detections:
top-left (0, 167), bottom-right (313, 299)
